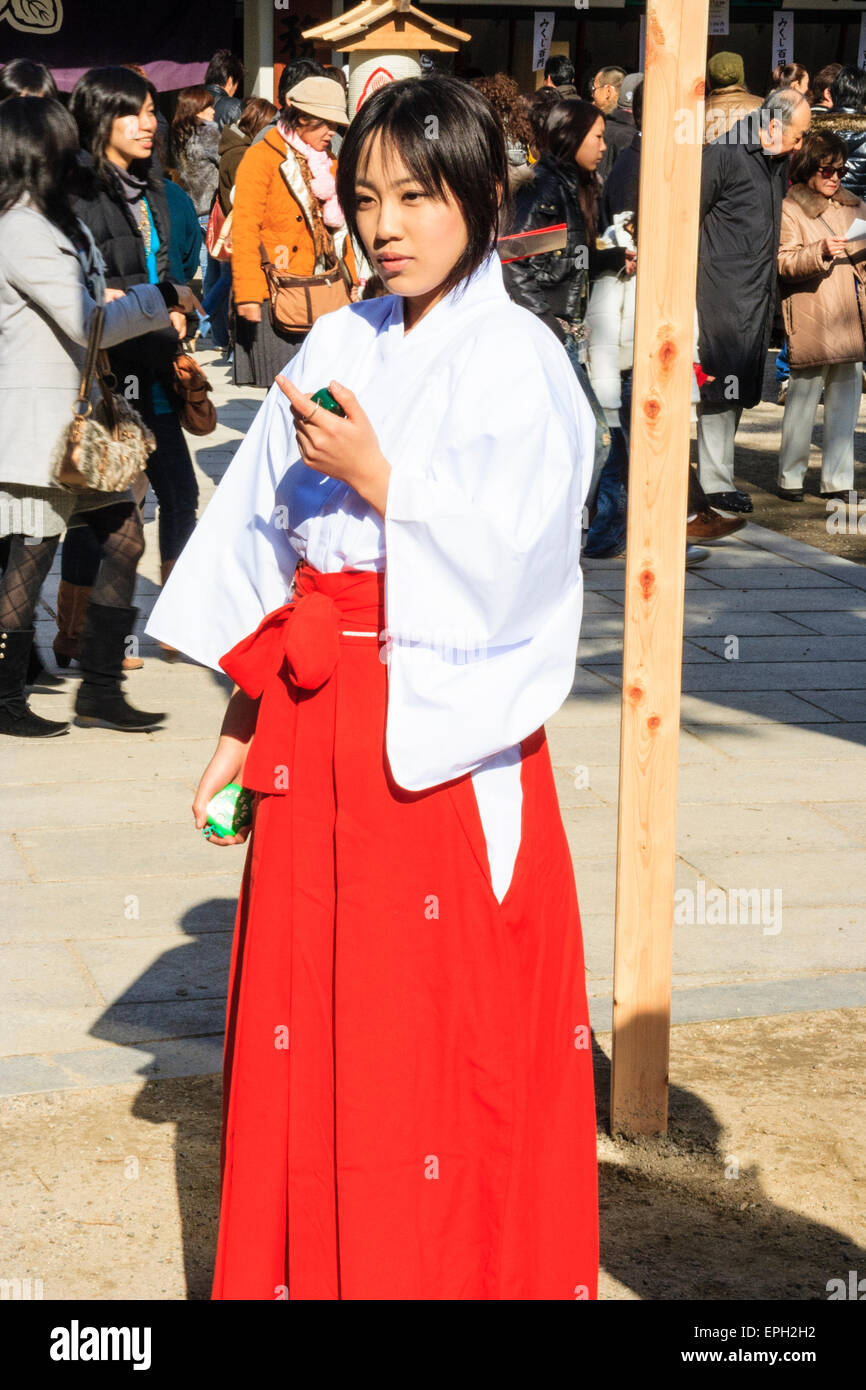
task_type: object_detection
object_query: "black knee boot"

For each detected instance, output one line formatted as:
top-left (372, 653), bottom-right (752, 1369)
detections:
top-left (74, 603), bottom-right (167, 732)
top-left (0, 629), bottom-right (70, 738)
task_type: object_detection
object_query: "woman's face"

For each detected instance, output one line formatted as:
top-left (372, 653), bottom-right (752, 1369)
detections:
top-left (198, 103), bottom-right (216, 124)
top-left (296, 114), bottom-right (338, 152)
top-left (576, 115), bottom-right (606, 173)
top-left (795, 73), bottom-right (810, 95)
top-left (808, 155), bottom-right (845, 196)
top-left (106, 94), bottom-right (157, 166)
top-left (353, 133), bottom-right (469, 305)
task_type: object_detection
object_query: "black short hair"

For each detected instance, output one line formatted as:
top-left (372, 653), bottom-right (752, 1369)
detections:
top-left (336, 75), bottom-right (509, 300)
top-left (830, 64), bottom-right (866, 113)
top-left (0, 58), bottom-right (59, 102)
top-left (544, 55), bottom-right (575, 88)
top-left (204, 49), bottom-right (244, 91)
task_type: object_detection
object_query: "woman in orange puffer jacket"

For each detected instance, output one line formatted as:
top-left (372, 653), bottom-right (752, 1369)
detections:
top-left (231, 76), bottom-right (357, 388)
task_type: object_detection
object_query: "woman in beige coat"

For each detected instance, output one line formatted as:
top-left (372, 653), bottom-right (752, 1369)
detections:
top-left (777, 130), bottom-right (866, 501)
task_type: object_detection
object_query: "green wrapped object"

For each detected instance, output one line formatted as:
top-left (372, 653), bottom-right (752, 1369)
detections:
top-left (310, 386), bottom-right (346, 417)
top-left (204, 782), bottom-right (254, 838)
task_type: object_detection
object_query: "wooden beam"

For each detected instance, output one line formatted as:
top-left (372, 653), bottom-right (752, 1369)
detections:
top-left (610, 0), bottom-right (709, 1137)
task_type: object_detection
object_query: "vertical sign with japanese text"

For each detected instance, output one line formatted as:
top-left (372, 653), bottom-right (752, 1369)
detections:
top-left (532, 11), bottom-right (555, 73)
top-left (708, 0), bottom-right (729, 36)
top-left (772, 11), bottom-right (794, 69)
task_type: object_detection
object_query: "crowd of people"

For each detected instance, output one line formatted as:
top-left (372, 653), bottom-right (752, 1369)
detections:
top-left (0, 44), bottom-right (864, 742)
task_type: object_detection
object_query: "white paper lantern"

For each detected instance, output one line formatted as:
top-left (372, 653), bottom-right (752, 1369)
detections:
top-left (347, 51), bottom-right (421, 117)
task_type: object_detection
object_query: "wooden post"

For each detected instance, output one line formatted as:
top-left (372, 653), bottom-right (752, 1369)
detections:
top-left (610, 0), bottom-right (709, 1136)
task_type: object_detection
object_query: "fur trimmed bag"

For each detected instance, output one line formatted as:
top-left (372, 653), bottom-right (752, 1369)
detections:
top-left (51, 306), bottom-right (156, 492)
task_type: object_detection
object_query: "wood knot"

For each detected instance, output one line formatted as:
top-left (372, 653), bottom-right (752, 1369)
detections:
top-left (627, 684), bottom-right (644, 705)
top-left (659, 340), bottom-right (677, 371)
top-left (647, 715), bottom-right (661, 731)
top-left (639, 568), bottom-right (655, 598)
top-left (643, 395), bottom-right (661, 422)
top-left (695, 79), bottom-right (706, 99)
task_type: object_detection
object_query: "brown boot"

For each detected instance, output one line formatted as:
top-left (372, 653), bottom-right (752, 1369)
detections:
top-left (157, 559), bottom-right (179, 660)
top-left (53, 581), bottom-right (92, 669)
top-left (53, 581), bottom-right (143, 670)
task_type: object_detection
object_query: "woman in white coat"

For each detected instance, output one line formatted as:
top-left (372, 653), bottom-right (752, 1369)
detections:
top-left (146, 76), bottom-right (600, 1300)
top-left (0, 97), bottom-right (197, 738)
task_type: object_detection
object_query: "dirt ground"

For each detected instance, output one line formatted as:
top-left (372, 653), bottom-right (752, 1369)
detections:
top-left (1, 1007), bottom-right (861, 1301)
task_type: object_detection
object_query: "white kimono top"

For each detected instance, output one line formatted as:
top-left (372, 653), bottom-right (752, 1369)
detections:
top-left (146, 250), bottom-right (594, 899)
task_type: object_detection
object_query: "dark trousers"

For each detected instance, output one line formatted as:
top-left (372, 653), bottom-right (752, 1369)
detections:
top-left (61, 411), bottom-right (199, 585)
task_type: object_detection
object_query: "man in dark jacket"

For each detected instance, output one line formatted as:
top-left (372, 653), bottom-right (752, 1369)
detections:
top-left (602, 78), bottom-right (643, 227)
top-left (599, 72), bottom-right (642, 184)
top-left (204, 49), bottom-right (244, 131)
top-left (543, 54), bottom-right (577, 100)
top-left (810, 64), bottom-right (866, 201)
top-left (696, 88), bottom-right (811, 513)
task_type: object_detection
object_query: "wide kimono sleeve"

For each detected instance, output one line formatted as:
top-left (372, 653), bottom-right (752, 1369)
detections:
top-left (382, 321), bottom-right (594, 791)
top-left (143, 336), bottom-right (313, 669)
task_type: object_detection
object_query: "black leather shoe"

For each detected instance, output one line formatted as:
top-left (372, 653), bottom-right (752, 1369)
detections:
top-left (704, 491), bottom-right (754, 514)
top-left (778, 487), bottom-right (804, 502)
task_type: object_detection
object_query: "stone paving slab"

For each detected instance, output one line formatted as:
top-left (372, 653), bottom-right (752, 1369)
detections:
top-left (0, 880), bottom-right (240, 942)
top-left (794, 690), bottom-right (865, 722)
top-left (677, 691), bottom-right (843, 725)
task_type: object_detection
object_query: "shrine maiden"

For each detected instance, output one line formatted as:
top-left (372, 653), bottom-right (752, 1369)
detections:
top-left (146, 75), bottom-right (599, 1301)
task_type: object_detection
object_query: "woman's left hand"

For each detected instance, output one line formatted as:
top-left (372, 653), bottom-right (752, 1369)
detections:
top-left (275, 376), bottom-right (392, 518)
top-left (624, 249), bottom-right (637, 277)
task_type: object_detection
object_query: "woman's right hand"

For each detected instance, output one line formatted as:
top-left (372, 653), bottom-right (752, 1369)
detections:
top-left (237, 302), bottom-right (262, 323)
top-left (823, 235), bottom-right (849, 261)
top-left (193, 743), bottom-right (251, 846)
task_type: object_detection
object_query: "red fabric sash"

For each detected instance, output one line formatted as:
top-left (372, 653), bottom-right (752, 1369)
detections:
top-left (218, 561), bottom-right (385, 794)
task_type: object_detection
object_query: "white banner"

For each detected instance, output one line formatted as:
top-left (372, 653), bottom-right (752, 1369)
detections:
top-left (708, 0), bottom-right (729, 37)
top-left (772, 12), bottom-right (794, 70)
top-left (532, 11), bottom-right (555, 73)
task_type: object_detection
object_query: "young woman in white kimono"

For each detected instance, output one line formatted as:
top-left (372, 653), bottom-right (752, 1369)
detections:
top-left (146, 76), bottom-right (599, 1301)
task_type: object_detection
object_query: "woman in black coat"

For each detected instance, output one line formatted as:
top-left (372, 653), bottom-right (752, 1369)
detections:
top-left (61, 67), bottom-right (202, 667)
top-left (502, 99), bottom-right (634, 500)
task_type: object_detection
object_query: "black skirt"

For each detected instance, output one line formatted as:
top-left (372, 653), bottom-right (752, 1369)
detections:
top-left (232, 302), bottom-right (307, 390)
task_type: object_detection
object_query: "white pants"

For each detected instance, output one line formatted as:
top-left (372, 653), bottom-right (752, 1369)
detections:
top-left (697, 402), bottom-right (744, 495)
top-left (778, 362), bottom-right (861, 493)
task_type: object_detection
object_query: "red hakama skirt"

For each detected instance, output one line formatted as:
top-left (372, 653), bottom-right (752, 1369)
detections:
top-left (212, 562), bottom-right (598, 1299)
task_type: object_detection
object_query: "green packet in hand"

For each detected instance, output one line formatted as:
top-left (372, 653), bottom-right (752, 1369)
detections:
top-left (204, 783), bottom-right (254, 838)
top-left (310, 386), bottom-right (346, 417)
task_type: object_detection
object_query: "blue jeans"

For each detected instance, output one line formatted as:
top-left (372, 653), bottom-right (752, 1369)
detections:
top-left (197, 216), bottom-right (231, 348)
top-left (583, 369), bottom-right (632, 558)
top-left (563, 336), bottom-right (610, 505)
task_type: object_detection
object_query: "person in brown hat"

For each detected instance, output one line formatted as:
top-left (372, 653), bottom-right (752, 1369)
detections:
top-left (704, 52), bottom-right (762, 143)
top-left (230, 74), bottom-right (357, 388)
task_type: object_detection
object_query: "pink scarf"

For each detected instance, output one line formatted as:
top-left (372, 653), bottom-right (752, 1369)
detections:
top-left (279, 122), bottom-right (344, 230)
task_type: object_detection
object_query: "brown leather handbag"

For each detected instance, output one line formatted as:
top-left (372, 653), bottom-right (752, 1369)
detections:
top-left (260, 240), bottom-right (352, 333)
top-left (172, 352), bottom-right (217, 435)
top-left (51, 306), bottom-right (156, 492)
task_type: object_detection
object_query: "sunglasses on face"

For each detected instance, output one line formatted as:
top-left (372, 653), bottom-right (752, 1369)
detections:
top-left (817, 164), bottom-right (847, 178)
